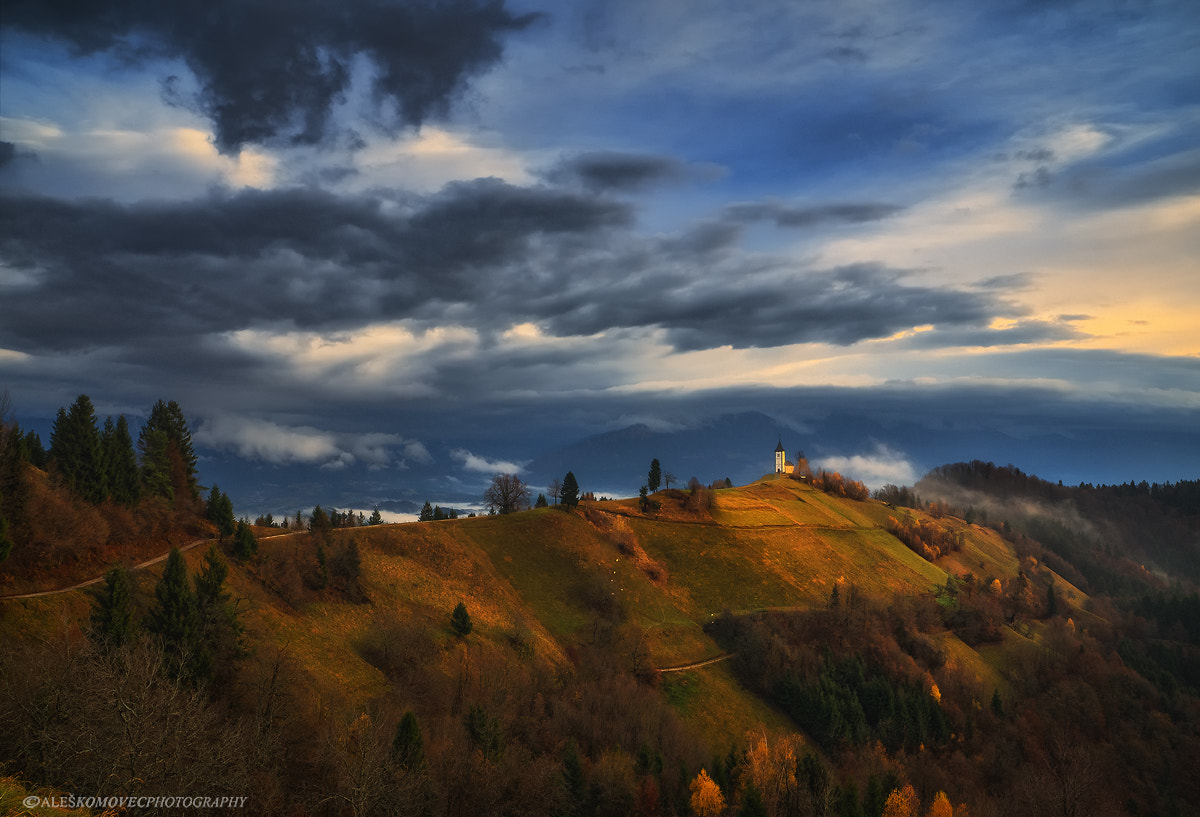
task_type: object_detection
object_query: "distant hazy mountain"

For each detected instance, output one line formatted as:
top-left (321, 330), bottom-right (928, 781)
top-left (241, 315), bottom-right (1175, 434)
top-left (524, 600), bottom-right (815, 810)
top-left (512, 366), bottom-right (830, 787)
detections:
top-left (525, 411), bottom-right (803, 495)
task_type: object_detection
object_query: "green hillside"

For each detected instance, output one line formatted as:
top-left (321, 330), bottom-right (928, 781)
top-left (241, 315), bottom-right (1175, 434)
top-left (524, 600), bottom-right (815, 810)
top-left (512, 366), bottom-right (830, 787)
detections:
top-left (4, 473), bottom-right (1076, 742)
top-left (6, 471), bottom-right (1194, 816)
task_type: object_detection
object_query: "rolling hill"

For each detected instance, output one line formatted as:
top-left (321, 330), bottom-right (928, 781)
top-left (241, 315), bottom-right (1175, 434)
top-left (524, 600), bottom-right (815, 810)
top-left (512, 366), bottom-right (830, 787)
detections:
top-left (2, 471), bottom-right (1195, 816)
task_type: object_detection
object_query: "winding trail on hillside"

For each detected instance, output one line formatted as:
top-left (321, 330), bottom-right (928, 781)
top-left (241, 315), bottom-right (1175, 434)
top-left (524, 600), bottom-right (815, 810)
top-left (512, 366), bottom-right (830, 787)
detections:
top-left (0, 537), bottom-right (214, 600)
top-left (653, 652), bottom-right (736, 673)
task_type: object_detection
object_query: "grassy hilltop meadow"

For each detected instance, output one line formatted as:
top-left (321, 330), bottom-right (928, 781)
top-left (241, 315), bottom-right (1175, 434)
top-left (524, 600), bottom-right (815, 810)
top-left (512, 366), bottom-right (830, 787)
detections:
top-left (1, 402), bottom-right (1198, 816)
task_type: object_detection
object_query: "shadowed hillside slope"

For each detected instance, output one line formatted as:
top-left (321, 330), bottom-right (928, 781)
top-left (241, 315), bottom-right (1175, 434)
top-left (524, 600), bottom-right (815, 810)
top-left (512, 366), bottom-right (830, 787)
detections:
top-left (4, 472), bottom-right (1197, 816)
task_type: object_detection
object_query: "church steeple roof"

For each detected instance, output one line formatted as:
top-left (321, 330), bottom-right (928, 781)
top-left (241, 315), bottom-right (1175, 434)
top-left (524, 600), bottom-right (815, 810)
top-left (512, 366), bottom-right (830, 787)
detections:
top-left (775, 438), bottom-right (785, 453)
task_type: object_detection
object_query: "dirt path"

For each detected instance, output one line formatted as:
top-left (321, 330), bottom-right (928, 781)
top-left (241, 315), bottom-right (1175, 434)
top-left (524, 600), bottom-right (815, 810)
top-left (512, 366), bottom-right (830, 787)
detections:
top-left (654, 652), bottom-right (736, 673)
top-left (0, 537), bottom-right (214, 601)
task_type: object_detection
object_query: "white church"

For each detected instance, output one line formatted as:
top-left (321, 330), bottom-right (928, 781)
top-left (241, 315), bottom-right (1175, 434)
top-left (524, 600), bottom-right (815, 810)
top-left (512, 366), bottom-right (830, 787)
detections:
top-left (774, 439), bottom-right (795, 474)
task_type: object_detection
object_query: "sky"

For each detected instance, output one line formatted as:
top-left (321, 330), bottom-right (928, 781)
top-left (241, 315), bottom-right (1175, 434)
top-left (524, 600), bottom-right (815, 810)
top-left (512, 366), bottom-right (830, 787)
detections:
top-left (1, 0), bottom-right (1198, 515)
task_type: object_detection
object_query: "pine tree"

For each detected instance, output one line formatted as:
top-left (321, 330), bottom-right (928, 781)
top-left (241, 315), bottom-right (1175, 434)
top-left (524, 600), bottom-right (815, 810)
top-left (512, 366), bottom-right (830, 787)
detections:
top-left (22, 429), bottom-right (47, 469)
top-left (0, 422), bottom-right (29, 561)
top-left (207, 485), bottom-right (236, 537)
top-left (535, 493), bottom-right (547, 508)
top-left (451, 601), bottom-right (473, 636)
top-left (139, 399), bottom-right (199, 502)
top-left (234, 520), bottom-right (257, 560)
top-left (419, 501), bottom-right (434, 522)
top-left (648, 458), bottom-right (662, 493)
top-left (194, 544), bottom-right (229, 613)
top-left (560, 471), bottom-right (580, 509)
top-left (103, 415), bottom-right (141, 506)
top-left (309, 504), bottom-right (331, 535)
top-left (194, 544), bottom-right (240, 679)
top-left (138, 426), bottom-right (174, 501)
top-left (391, 711), bottom-right (426, 770)
top-left (368, 507), bottom-right (383, 526)
top-left (146, 548), bottom-right (199, 677)
top-left (50, 395), bottom-right (106, 503)
top-left (90, 564), bottom-right (136, 648)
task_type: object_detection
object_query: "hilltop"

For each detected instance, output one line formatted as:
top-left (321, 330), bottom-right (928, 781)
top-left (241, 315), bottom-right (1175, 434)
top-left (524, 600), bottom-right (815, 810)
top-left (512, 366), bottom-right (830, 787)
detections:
top-left (8, 468), bottom-right (1196, 815)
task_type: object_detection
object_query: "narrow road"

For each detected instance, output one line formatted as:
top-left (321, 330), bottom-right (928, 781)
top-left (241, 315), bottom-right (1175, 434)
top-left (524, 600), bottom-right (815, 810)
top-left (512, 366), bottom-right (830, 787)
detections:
top-left (654, 652), bottom-right (736, 673)
top-left (0, 537), bottom-right (212, 600)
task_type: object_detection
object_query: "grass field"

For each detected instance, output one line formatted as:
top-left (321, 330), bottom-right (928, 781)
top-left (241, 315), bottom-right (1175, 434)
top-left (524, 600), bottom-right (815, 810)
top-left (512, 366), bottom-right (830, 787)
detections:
top-left (1, 473), bottom-right (1043, 751)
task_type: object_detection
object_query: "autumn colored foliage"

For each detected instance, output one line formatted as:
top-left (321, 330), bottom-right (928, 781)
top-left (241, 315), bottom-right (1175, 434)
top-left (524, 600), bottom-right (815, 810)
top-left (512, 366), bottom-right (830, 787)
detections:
top-left (886, 514), bottom-right (964, 561)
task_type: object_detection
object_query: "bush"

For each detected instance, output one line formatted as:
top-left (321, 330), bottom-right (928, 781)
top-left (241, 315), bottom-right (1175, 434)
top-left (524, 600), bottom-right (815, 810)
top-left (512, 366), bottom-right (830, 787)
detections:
top-left (451, 602), bottom-right (473, 637)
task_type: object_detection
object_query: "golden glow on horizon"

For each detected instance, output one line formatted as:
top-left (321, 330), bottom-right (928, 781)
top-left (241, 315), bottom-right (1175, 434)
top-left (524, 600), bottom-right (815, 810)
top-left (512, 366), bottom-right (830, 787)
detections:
top-left (170, 127), bottom-right (277, 188)
top-left (226, 323), bottom-right (477, 390)
top-left (353, 126), bottom-right (534, 191)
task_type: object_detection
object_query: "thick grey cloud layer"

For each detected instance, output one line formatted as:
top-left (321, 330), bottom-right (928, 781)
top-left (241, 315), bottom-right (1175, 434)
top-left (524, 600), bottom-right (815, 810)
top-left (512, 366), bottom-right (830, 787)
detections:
top-left (2, 0), bottom-right (539, 153)
top-left (0, 182), bottom-right (1013, 356)
top-left (2, 0), bottom-right (1196, 511)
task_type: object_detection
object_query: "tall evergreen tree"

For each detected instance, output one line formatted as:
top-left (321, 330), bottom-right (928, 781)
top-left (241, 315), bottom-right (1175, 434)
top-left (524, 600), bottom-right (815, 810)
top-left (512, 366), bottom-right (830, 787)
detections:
top-left (50, 395), bottom-right (107, 503)
top-left (146, 548), bottom-right (199, 677)
top-left (139, 399), bottom-right (199, 502)
top-left (194, 544), bottom-right (240, 680)
top-left (138, 426), bottom-right (175, 501)
top-left (194, 544), bottom-right (229, 613)
top-left (90, 564), bottom-right (136, 648)
top-left (309, 504), bottom-right (332, 535)
top-left (207, 485), bottom-right (236, 537)
top-left (234, 520), bottom-right (258, 560)
top-left (103, 415), bottom-right (141, 506)
top-left (648, 458), bottom-right (662, 493)
top-left (24, 430), bottom-right (47, 469)
top-left (559, 471), bottom-right (580, 509)
top-left (390, 710), bottom-right (426, 770)
top-left (419, 501), bottom-right (434, 522)
top-left (0, 423), bottom-right (30, 559)
top-left (368, 507), bottom-right (383, 526)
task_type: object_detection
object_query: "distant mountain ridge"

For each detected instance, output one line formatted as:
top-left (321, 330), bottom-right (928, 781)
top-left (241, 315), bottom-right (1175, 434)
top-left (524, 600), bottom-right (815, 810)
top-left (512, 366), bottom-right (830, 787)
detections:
top-left (525, 411), bottom-right (803, 494)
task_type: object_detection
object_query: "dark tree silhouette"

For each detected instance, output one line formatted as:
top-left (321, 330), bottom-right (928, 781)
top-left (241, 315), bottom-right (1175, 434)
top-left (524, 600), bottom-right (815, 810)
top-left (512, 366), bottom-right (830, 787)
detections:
top-left (50, 395), bottom-right (106, 503)
top-left (90, 564), bottom-right (136, 649)
top-left (451, 601), bottom-right (473, 636)
top-left (485, 473), bottom-right (530, 515)
top-left (559, 471), bottom-right (580, 509)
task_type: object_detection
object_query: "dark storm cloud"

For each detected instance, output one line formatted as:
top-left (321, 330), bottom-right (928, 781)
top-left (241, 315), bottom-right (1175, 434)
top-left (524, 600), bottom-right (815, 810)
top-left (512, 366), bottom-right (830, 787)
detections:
top-left (0, 182), bottom-right (630, 350)
top-left (0, 179), bottom-right (1020, 357)
top-left (549, 263), bottom-right (1010, 351)
top-left (724, 200), bottom-right (904, 228)
top-left (540, 151), bottom-right (691, 192)
top-left (1, 0), bottom-right (540, 153)
top-left (0, 142), bottom-right (16, 169)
